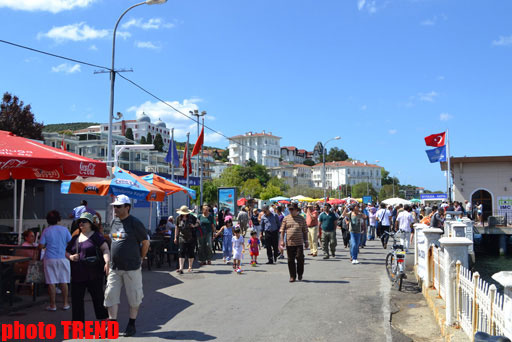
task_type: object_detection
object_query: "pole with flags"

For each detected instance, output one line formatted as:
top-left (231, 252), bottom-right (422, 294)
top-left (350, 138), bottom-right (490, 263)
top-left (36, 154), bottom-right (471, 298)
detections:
top-left (200, 117), bottom-right (204, 206)
top-left (165, 127), bottom-right (180, 215)
top-left (446, 129), bottom-right (452, 202)
top-left (185, 132), bottom-right (191, 207)
top-left (61, 134), bottom-right (66, 151)
top-left (192, 122), bottom-right (205, 206)
top-left (424, 131), bottom-right (450, 200)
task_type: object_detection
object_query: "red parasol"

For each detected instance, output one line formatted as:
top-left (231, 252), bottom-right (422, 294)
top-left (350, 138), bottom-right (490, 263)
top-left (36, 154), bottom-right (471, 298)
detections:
top-left (0, 130), bottom-right (108, 180)
top-left (278, 200), bottom-right (290, 204)
top-left (237, 198), bottom-right (247, 206)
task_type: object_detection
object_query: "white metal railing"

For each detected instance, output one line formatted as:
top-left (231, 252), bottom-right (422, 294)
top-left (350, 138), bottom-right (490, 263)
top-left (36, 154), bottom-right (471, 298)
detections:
top-left (455, 262), bottom-right (512, 340)
top-left (432, 244), bottom-right (446, 299)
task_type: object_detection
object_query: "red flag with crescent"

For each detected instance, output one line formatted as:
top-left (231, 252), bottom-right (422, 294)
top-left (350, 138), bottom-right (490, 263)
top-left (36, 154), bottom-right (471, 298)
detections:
top-left (424, 132), bottom-right (446, 147)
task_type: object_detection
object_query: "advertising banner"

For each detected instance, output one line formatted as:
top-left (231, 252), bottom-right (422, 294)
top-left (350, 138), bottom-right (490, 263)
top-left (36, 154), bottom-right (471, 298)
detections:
top-left (218, 187), bottom-right (237, 216)
top-left (497, 196), bottom-right (512, 224)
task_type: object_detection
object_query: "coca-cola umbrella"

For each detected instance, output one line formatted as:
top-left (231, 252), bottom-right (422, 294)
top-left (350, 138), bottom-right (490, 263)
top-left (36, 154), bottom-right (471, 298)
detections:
top-left (0, 130), bottom-right (109, 242)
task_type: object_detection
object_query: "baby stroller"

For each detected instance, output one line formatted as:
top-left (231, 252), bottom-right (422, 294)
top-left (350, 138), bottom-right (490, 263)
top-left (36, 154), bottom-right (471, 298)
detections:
top-left (213, 233), bottom-right (223, 252)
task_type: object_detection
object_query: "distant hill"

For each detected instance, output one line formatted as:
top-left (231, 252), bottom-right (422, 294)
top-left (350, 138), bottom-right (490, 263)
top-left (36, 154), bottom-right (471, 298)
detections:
top-left (43, 122), bottom-right (99, 132)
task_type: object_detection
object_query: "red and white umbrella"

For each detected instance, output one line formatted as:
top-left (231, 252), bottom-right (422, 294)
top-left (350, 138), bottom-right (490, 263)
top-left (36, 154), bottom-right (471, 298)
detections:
top-left (0, 130), bottom-right (108, 180)
top-left (0, 130), bottom-right (108, 241)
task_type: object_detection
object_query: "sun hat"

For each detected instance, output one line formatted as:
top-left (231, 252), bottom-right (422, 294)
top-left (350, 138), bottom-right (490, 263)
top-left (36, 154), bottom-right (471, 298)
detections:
top-left (224, 215), bottom-right (233, 223)
top-left (111, 194), bottom-right (131, 206)
top-left (176, 205), bottom-right (192, 215)
top-left (78, 212), bottom-right (98, 229)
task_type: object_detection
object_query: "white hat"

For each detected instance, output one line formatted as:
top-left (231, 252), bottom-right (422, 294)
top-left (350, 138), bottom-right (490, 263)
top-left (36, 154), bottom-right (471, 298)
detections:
top-left (111, 194), bottom-right (131, 206)
top-left (176, 205), bottom-right (192, 215)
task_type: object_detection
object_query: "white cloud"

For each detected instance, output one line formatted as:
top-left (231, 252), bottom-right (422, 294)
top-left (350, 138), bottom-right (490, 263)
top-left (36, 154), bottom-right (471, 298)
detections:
top-left (204, 132), bottom-right (224, 144)
top-left (51, 63), bottom-right (81, 74)
top-left (135, 41), bottom-right (161, 50)
top-left (38, 22), bottom-right (108, 42)
top-left (388, 129), bottom-right (397, 135)
top-left (420, 14), bottom-right (447, 27)
top-left (0, 0), bottom-right (94, 13)
top-left (440, 113), bottom-right (453, 121)
top-left (492, 35), bottom-right (512, 47)
top-left (89, 44), bottom-right (97, 51)
top-left (115, 31), bottom-right (131, 40)
top-left (421, 19), bottom-right (435, 26)
top-left (357, 0), bottom-right (377, 14)
top-left (122, 17), bottom-right (174, 30)
top-left (418, 91), bottom-right (438, 102)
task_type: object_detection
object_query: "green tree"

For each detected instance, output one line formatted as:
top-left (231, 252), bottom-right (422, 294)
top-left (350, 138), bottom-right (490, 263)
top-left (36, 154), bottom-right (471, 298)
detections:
top-left (146, 132), bottom-right (153, 144)
top-left (239, 159), bottom-right (271, 186)
top-left (153, 133), bottom-right (164, 152)
top-left (326, 147), bottom-right (349, 162)
top-left (0, 92), bottom-right (43, 139)
top-left (125, 128), bottom-right (134, 142)
top-left (378, 184), bottom-right (400, 200)
top-left (241, 178), bottom-right (262, 198)
top-left (140, 136), bottom-right (147, 144)
top-left (218, 165), bottom-right (243, 187)
top-left (303, 159), bottom-right (315, 166)
top-left (260, 184), bottom-right (281, 200)
top-left (285, 185), bottom-right (324, 199)
top-left (381, 167), bottom-right (399, 186)
top-left (268, 176), bottom-right (289, 192)
top-left (351, 182), bottom-right (378, 198)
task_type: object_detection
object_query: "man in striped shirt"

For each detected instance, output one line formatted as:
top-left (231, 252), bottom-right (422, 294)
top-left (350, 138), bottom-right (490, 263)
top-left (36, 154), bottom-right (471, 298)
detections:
top-left (280, 202), bottom-right (309, 282)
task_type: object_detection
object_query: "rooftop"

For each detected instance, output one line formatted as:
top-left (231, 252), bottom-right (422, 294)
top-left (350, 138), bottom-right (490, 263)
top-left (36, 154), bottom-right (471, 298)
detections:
top-left (230, 131), bottom-right (281, 140)
top-left (312, 160), bottom-right (380, 168)
top-left (441, 155), bottom-right (512, 170)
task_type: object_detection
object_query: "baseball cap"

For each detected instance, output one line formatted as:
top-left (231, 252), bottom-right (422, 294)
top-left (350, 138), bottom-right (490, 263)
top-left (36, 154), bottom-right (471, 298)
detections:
top-left (111, 194), bottom-right (131, 206)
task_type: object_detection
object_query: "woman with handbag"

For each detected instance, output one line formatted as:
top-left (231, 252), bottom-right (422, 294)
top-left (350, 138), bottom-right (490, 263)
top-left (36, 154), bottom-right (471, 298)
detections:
top-left (65, 212), bottom-right (110, 322)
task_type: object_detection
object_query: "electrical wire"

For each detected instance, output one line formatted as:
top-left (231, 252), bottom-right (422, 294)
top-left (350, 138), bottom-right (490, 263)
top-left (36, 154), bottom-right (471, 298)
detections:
top-left (0, 38), bottom-right (266, 154)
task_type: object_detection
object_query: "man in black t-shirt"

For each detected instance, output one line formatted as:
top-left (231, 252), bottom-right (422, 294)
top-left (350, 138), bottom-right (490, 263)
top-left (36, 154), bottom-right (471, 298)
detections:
top-left (104, 195), bottom-right (149, 337)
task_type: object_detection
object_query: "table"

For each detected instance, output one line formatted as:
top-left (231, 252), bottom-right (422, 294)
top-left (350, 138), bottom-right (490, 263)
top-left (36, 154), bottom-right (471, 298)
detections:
top-left (1, 255), bottom-right (31, 306)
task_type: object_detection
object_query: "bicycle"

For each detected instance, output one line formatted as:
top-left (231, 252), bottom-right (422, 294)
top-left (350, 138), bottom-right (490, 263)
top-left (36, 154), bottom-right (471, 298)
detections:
top-left (383, 230), bottom-right (406, 291)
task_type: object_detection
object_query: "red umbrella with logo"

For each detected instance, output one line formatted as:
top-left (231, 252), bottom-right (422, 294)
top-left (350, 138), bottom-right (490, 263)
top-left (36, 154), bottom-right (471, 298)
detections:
top-left (0, 130), bottom-right (108, 242)
top-left (0, 130), bottom-right (108, 180)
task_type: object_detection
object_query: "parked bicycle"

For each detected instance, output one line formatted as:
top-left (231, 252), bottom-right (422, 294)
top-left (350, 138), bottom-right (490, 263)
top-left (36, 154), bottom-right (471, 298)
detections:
top-left (384, 230), bottom-right (406, 291)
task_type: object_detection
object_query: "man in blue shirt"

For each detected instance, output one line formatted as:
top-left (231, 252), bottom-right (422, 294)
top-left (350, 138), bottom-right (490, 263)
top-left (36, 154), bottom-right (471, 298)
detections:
top-left (260, 205), bottom-right (281, 264)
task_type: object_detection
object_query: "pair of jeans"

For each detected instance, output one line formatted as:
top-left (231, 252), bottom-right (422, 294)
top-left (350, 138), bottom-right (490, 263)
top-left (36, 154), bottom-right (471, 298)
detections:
top-left (349, 232), bottom-right (362, 260)
top-left (222, 235), bottom-right (232, 260)
top-left (322, 231), bottom-right (337, 256)
top-left (71, 277), bottom-right (108, 322)
top-left (265, 230), bottom-right (280, 262)
top-left (307, 226), bottom-right (318, 254)
top-left (286, 245), bottom-right (304, 280)
top-left (360, 226), bottom-right (367, 247)
top-left (197, 234), bottom-right (212, 262)
top-left (368, 225), bottom-right (376, 240)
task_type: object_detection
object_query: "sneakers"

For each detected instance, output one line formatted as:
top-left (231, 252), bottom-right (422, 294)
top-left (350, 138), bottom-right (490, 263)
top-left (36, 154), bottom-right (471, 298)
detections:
top-left (323, 255), bottom-right (329, 259)
top-left (123, 325), bottom-right (136, 337)
top-left (352, 259), bottom-right (359, 264)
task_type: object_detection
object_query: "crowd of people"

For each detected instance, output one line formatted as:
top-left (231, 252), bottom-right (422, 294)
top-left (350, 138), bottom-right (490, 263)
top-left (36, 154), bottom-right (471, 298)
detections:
top-left (19, 195), bottom-right (475, 337)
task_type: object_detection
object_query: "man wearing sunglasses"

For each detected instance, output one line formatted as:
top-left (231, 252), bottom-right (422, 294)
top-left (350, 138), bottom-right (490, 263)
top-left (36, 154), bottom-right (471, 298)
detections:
top-left (104, 195), bottom-right (149, 337)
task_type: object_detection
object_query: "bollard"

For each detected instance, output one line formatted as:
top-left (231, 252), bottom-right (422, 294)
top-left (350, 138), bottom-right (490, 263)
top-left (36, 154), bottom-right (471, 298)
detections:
top-left (439, 237), bottom-right (473, 326)
top-left (422, 228), bottom-right (443, 289)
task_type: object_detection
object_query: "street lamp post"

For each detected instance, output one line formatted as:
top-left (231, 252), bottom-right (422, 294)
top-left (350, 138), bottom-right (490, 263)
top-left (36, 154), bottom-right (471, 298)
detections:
top-left (107, 0), bottom-right (167, 166)
top-left (322, 136), bottom-right (340, 203)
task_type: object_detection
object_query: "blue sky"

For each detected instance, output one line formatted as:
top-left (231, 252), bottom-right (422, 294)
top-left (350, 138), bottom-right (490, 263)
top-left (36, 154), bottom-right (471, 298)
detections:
top-left (0, 0), bottom-right (511, 191)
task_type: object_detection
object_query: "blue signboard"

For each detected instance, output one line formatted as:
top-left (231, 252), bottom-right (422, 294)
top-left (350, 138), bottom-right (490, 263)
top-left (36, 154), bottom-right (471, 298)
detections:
top-left (420, 193), bottom-right (447, 200)
top-left (362, 196), bottom-right (372, 204)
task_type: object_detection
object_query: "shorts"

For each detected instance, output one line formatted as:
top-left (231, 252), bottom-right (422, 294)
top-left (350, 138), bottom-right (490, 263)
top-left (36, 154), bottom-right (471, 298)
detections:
top-left (43, 258), bottom-right (70, 284)
top-left (179, 242), bottom-right (195, 259)
top-left (250, 251), bottom-right (259, 257)
top-left (104, 268), bottom-right (143, 308)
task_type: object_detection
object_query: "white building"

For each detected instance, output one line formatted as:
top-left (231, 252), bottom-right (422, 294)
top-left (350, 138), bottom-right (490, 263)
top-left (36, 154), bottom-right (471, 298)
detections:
top-left (228, 131), bottom-right (281, 167)
top-left (311, 160), bottom-right (382, 190)
top-left (98, 113), bottom-right (172, 148)
top-left (270, 163), bottom-right (313, 188)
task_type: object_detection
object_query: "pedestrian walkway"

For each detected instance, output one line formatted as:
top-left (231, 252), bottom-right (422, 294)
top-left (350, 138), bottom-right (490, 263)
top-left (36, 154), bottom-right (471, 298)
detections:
top-left (0, 236), bottom-right (426, 342)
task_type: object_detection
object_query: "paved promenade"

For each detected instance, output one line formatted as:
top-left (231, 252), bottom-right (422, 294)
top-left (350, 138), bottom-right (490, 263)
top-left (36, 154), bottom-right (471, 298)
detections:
top-left (1, 236), bottom-right (440, 342)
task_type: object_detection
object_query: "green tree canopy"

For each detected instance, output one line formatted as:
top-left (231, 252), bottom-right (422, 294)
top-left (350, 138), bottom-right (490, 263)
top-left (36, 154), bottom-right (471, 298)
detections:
top-left (239, 159), bottom-right (271, 186)
top-left (146, 132), bottom-right (153, 144)
top-left (381, 167), bottom-right (400, 186)
top-left (378, 184), bottom-right (400, 200)
top-left (241, 178), bottom-right (262, 198)
top-left (125, 127), bottom-right (134, 140)
top-left (260, 184), bottom-right (281, 200)
top-left (351, 182), bottom-right (378, 198)
top-left (268, 176), bottom-right (289, 192)
top-left (326, 147), bottom-right (349, 162)
top-left (303, 159), bottom-right (315, 166)
top-left (1, 92), bottom-right (43, 139)
top-left (153, 133), bottom-right (164, 152)
top-left (140, 136), bottom-right (146, 144)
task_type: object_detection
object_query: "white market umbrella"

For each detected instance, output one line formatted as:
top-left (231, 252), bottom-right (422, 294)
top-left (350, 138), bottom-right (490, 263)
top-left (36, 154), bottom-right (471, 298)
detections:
top-left (291, 195), bottom-right (306, 200)
top-left (381, 197), bottom-right (412, 206)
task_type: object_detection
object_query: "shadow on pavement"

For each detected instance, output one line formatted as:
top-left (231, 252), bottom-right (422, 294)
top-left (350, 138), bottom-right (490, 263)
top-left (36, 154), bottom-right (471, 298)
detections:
top-left (140, 330), bottom-right (216, 340)
top-left (301, 280), bottom-right (349, 284)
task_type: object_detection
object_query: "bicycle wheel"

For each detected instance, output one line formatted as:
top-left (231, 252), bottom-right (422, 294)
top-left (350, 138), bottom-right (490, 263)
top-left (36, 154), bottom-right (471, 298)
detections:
top-left (385, 253), bottom-right (396, 282)
top-left (397, 273), bottom-right (404, 291)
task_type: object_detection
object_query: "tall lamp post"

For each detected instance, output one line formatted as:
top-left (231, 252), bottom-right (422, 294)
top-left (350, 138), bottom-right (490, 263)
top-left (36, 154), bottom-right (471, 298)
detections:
top-left (322, 136), bottom-right (340, 203)
top-left (190, 109), bottom-right (207, 205)
top-left (107, 0), bottom-right (167, 166)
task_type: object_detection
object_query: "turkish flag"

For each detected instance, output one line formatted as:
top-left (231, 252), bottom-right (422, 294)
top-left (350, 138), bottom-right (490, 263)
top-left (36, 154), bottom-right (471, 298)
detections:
top-left (61, 138), bottom-right (65, 150)
top-left (424, 132), bottom-right (446, 147)
top-left (182, 142), bottom-right (192, 178)
top-left (191, 125), bottom-right (204, 157)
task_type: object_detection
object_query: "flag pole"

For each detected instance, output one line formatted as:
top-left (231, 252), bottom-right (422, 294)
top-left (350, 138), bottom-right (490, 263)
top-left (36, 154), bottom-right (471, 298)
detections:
top-left (200, 117), bottom-right (204, 206)
top-left (446, 129), bottom-right (452, 202)
top-left (170, 127), bottom-right (175, 216)
top-left (186, 132), bottom-right (190, 208)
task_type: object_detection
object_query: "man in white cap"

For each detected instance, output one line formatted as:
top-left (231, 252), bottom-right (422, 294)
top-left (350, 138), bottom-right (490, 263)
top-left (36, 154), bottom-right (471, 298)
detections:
top-left (104, 195), bottom-right (149, 337)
